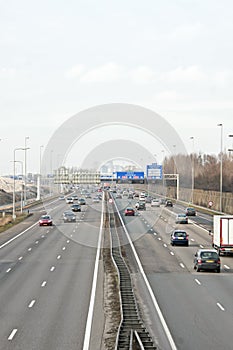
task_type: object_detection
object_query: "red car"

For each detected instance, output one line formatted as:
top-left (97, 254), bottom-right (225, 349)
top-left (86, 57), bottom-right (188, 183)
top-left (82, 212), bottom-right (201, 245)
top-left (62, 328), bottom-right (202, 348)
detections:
top-left (124, 207), bottom-right (135, 216)
top-left (39, 215), bottom-right (53, 226)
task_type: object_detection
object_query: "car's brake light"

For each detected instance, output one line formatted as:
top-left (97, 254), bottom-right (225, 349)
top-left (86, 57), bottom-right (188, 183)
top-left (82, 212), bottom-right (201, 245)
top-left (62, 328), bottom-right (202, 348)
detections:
top-left (197, 259), bottom-right (202, 264)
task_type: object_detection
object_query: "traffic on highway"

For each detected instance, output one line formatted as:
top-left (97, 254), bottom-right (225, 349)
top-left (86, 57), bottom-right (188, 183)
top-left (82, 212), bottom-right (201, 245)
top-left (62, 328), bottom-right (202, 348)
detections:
top-left (0, 184), bottom-right (233, 350)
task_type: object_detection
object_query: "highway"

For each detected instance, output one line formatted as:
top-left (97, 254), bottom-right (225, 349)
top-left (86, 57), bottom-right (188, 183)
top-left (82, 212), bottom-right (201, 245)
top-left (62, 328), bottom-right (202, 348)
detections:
top-left (114, 192), bottom-right (233, 350)
top-left (0, 194), bottom-right (105, 350)
top-left (1, 187), bottom-right (233, 350)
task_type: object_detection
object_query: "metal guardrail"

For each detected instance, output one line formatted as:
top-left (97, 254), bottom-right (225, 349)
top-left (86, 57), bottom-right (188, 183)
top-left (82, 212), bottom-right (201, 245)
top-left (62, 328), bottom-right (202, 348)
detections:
top-left (107, 195), bottom-right (156, 350)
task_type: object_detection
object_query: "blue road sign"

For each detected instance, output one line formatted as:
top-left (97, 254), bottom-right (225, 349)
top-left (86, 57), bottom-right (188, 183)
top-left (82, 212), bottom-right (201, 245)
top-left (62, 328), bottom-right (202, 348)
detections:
top-left (146, 163), bottom-right (163, 180)
top-left (116, 172), bottom-right (144, 179)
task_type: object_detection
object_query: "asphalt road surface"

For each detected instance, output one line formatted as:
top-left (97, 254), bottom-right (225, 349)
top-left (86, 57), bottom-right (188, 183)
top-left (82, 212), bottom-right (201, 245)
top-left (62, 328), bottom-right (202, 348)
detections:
top-left (0, 194), bottom-right (104, 350)
top-left (114, 193), bottom-right (233, 350)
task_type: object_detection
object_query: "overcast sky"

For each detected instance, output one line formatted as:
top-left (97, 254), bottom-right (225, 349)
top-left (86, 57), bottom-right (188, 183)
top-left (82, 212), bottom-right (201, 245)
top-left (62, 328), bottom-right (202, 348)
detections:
top-left (1, 0), bottom-right (233, 175)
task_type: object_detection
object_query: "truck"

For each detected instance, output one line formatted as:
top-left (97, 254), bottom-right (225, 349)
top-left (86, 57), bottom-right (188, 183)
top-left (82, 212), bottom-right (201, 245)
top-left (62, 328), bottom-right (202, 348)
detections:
top-left (212, 215), bottom-right (233, 255)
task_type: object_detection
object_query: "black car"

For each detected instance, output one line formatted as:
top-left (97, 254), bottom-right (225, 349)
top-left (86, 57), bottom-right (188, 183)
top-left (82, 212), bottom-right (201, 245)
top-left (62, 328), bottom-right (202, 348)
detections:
top-left (135, 201), bottom-right (146, 210)
top-left (171, 230), bottom-right (189, 246)
top-left (194, 249), bottom-right (221, 272)
top-left (186, 207), bottom-right (196, 216)
top-left (71, 204), bottom-right (81, 212)
top-left (165, 200), bottom-right (173, 207)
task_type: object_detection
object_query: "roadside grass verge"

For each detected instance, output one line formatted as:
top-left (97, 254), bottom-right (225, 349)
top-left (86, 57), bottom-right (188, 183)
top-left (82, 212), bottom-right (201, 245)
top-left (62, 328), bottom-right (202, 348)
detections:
top-left (0, 213), bottom-right (31, 234)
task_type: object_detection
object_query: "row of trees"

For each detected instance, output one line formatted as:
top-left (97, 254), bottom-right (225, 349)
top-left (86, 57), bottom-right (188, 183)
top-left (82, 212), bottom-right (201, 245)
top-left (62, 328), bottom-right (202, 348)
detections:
top-left (163, 153), bottom-right (233, 192)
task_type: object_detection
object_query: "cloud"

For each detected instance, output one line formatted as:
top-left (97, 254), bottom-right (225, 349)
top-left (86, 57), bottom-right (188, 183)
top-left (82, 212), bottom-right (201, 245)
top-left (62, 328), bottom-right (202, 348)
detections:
top-left (130, 66), bottom-right (157, 84)
top-left (213, 70), bottom-right (233, 87)
top-left (165, 65), bottom-right (206, 83)
top-left (65, 64), bottom-right (86, 79)
top-left (80, 62), bottom-right (125, 83)
top-left (64, 63), bottom-right (233, 95)
top-left (170, 22), bottom-right (202, 40)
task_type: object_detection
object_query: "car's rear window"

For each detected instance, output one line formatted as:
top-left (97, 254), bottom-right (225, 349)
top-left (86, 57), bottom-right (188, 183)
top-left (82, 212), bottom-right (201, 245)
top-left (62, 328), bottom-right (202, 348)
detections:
top-left (201, 252), bottom-right (218, 259)
top-left (174, 231), bottom-right (186, 237)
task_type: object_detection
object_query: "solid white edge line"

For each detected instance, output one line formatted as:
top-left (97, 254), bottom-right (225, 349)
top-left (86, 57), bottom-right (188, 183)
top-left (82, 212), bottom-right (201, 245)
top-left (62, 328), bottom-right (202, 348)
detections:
top-left (0, 221), bottom-right (38, 249)
top-left (8, 329), bottom-right (18, 340)
top-left (114, 201), bottom-right (178, 350)
top-left (217, 302), bottom-right (225, 311)
top-left (82, 194), bottom-right (104, 350)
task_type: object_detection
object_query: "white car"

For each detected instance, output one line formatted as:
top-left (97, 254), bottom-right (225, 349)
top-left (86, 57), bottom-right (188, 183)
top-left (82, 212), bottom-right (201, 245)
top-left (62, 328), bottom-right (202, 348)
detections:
top-left (151, 199), bottom-right (160, 207)
top-left (66, 197), bottom-right (74, 204)
top-left (92, 196), bottom-right (100, 203)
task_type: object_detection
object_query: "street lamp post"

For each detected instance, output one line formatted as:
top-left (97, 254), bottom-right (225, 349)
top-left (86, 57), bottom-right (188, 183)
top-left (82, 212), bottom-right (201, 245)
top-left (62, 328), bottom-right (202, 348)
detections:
top-left (13, 160), bottom-right (24, 213)
top-left (37, 145), bottom-right (44, 200)
top-left (24, 137), bottom-right (29, 206)
top-left (173, 145), bottom-right (176, 174)
top-left (50, 150), bottom-right (54, 196)
top-left (190, 137), bottom-right (195, 203)
top-left (13, 148), bottom-right (25, 220)
top-left (217, 124), bottom-right (223, 212)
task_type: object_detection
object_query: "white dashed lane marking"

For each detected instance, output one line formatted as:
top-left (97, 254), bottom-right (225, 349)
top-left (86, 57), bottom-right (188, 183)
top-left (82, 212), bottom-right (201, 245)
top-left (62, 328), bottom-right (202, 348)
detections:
top-left (50, 266), bottom-right (55, 272)
top-left (6, 268), bottom-right (11, 273)
top-left (195, 279), bottom-right (201, 285)
top-left (41, 281), bottom-right (47, 287)
top-left (62, 247), bottom-right (66, 251)
top-left (224, 265), bottom-right (230, 270)
top-left (8, 329), bottom-right (18, 341)
top-left (180, 263), bottom-right (185, 269)
top-left (28, 248), bottom-right (32, 251)
top-left (28, 300), bottom-right (36, 308)
top-left (170, 252), bottom-right (174, 256)
top-left (57, 255), bottom-right (61, 260)
top-left (217, 302), bottom-right (225, 311)
top-left (18, 256), bottom-right (23, 261)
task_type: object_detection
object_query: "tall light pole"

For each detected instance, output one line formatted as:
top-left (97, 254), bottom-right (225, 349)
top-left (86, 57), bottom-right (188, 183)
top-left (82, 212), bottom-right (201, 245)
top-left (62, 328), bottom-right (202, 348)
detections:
top-left (13, 148), bottom-right (25, 220)
top-left (217, 124), bottom-right (223, 212)
top-left (24, 136), bottom-right (29, 206)
top-left (173, 145), bottom-right (176, 174)
top-left (37, 145), bottom-right (44, 200)
top-left (50, 150), bottom-right (53, 196)
top-left (190, 137), bottom-right (195, 203)
top-left (12, 160), bottom-right (24, 213)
